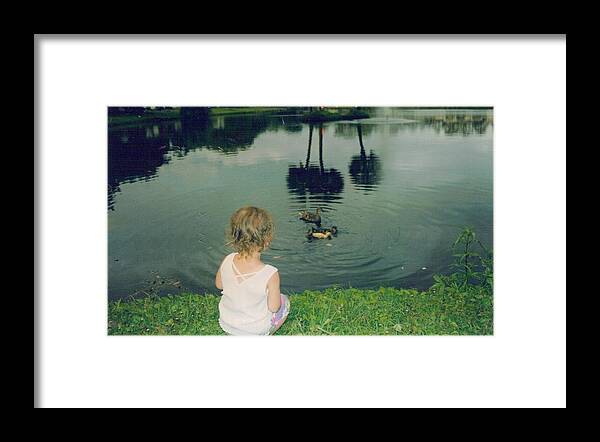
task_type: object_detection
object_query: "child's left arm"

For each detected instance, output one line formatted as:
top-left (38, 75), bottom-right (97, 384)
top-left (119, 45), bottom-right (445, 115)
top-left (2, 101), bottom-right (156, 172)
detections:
top-left (266, 271), bottom-right (281, 313)
top-left (215, 257), bottom-right (225, 290)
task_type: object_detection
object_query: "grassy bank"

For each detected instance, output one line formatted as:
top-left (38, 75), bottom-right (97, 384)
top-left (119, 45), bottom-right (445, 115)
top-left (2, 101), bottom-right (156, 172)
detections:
top-left (107, 107), bottom-right (373, 128)
top-left (107, 109), bottom-right (181, 127)
top-left (108, 284), bottom-right (493, 336)
top-left (108, 107), bottom-right (296, 128)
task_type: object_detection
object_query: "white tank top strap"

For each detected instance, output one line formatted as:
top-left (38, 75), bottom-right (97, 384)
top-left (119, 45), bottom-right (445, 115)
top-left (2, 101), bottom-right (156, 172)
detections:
top-left (223, 253), bottom-right (277, 283)
top-left (220, 252), bottom-right (237, 273)
top-left (262, 264), bottom-right (278, 282)
top-left (231, 258), bottom-right (259, 277)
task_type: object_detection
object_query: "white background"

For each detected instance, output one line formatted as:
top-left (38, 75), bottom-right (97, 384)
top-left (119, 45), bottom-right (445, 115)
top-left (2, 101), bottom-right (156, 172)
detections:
top-left (36, 35), bottom-right (566, 408)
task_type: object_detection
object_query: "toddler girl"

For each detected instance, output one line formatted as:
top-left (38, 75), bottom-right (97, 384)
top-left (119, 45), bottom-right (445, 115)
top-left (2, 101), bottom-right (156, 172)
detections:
top-left (216, 206), bottom-right (290, 335)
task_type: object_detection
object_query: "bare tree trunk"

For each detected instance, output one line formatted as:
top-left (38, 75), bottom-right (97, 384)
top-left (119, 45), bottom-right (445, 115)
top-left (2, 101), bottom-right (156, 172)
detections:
top-left (357, 124), bottom-right (366, 159)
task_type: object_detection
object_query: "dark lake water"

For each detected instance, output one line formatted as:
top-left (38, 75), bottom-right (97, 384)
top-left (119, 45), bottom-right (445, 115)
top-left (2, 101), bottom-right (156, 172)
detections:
top-left (108, 108), bottom-right (493, 300)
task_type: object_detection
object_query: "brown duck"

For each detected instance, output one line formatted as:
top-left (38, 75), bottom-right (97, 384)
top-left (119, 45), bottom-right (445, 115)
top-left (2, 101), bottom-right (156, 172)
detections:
top-left (299, 208), bottom-right (321, 225)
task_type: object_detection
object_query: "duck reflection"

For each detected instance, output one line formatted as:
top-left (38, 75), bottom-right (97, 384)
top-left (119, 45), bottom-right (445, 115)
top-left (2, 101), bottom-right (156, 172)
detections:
top-left (108, 112), bottom-right (283, 210)
top-left (348, 124), bottom-right (382, 192)
top-left (286, 124), bottom-right (344, 202)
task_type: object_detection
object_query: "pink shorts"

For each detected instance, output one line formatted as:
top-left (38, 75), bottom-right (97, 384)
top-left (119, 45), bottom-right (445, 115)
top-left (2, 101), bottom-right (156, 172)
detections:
top-left (268, 294), bottom-right (290, 335)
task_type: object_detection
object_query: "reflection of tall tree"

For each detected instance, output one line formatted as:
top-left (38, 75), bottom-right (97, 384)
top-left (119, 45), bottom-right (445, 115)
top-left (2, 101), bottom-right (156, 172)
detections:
top-left (305, 124), bottom-right (313, 167)
top-left (179, 116), bottom-right (210, 151)
top-left (107, 124), bottom-right (173, 210)
top-left (318, 125), bottom-right (324, 172)
top-left (334, 122), bottom-right (375, 138)
top-left (108, 112), bottom-right (280, 211)
top-left (180, 114), bottom-right (271, 154)
top-left (333, 111), bottom-right (491, 137)
top-left (348, 124), bottom-right (382, 192)
top-left (287, 124), bottom-right (344, 202)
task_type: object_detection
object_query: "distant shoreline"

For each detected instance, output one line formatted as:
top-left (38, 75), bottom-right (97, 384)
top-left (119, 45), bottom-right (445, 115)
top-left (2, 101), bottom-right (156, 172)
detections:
top-left (108, 106), bottom-right (493, 128)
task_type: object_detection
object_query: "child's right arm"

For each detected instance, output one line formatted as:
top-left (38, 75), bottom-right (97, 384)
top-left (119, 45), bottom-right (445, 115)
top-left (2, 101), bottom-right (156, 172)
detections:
top-left (215, 267), bottom-right (223, 290)
top-left (215, 257), bottom-right (225, 290)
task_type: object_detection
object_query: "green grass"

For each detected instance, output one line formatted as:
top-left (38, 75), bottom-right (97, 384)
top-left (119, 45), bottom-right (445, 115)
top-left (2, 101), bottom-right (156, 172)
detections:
top-left (108, 284), bottom-right (493, 336)
top-left (107, 107), bottom-right (372, 128)
top-left (107, 107), bottom-right (294, 127)
top-left (107, 109), bottom-right (181, 127)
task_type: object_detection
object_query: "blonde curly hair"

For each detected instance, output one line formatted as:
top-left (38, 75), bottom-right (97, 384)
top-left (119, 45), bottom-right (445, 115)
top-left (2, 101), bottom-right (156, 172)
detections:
top-left (227, 206), bottom-right (274, 258)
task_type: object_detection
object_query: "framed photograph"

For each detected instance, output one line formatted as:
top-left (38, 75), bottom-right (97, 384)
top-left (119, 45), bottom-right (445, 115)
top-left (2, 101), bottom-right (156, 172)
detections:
top-left (35, 35), bottom-right (566, 408)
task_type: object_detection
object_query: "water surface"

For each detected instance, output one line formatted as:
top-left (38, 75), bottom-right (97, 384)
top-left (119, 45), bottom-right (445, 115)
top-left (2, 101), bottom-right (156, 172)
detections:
top-left (108, 108), bottom-right (493, 299)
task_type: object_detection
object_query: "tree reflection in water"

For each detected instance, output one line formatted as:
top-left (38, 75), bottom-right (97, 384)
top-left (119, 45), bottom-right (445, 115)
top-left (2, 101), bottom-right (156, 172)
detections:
top-left (108, 112), bottom-right (278, 210)
top-left (348, 124), bottom-right (382, 192)
top-left (286, 124), bottom-right (344, 204)
top-left (422, 113), bottom-right (492, 136)
top-left (180, 113), bottom-right (271, 155)
top-left (108, 123), bottom-right (174, 210)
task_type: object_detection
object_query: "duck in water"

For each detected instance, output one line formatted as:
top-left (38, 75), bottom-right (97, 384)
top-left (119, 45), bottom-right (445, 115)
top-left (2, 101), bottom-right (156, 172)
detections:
top-left (306, 226), bottom-right (338, 240)
top-left (299, 208), bottom-right (321, 225)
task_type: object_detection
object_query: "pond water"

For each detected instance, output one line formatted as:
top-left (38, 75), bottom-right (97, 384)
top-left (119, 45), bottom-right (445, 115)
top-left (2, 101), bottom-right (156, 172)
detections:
top-left (108, 108), bottom-right (493, 299)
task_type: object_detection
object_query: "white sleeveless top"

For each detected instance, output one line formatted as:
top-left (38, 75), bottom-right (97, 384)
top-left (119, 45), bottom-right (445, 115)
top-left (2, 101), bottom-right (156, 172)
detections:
top-left (218, 253), bottom-right (279, 336)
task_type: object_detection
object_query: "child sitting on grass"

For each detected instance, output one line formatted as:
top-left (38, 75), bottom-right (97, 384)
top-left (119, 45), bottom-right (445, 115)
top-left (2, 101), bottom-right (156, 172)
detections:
top-left (216, 206), bottom-right (290, 335)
